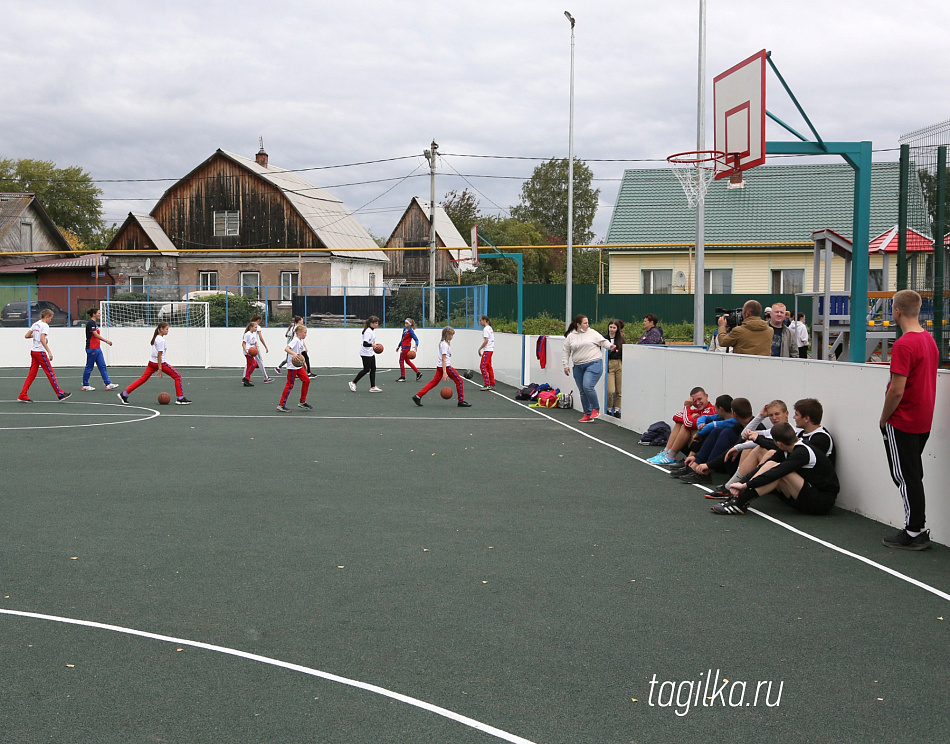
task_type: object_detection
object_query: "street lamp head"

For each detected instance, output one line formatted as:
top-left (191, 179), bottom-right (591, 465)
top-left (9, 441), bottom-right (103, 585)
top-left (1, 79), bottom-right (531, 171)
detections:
top-left (564, 11), bottom-right (575, 28)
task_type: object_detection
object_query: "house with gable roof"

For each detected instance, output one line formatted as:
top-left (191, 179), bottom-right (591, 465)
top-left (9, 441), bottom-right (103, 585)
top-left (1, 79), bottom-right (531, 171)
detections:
top-left (605, 162), bottom-right (926, 296)
top-left (384, 197), bottom-right (474, 285)
top-left (107, 147), bottom-right (389, 306)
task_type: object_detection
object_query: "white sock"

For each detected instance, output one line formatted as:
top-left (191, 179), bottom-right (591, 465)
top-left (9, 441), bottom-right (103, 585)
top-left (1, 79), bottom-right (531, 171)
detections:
top-left (906, 529), bottom-right (922, 537)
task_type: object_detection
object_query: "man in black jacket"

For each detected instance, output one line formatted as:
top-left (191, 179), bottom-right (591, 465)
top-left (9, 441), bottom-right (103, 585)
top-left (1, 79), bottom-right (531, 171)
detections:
top-left (711, 422), bottom-right (839, 516)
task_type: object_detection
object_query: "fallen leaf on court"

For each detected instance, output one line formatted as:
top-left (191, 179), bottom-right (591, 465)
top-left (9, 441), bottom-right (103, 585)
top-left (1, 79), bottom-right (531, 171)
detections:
top-left (482, 581), bottom-right (488, 584)
top-left (423, 548), bottom-right (429, 552)
top-left (631, 698), bottom-right (638, 702)
top-left (431, 453), bottom-right (436, 456)
top-left (877, 697), bottom-right (884, 701)
top-left (939, 617), bottom-right (944, 621)
top-left (177, 648), bottom-right (183, 652)
top-left (66, 664), bottom-right (75, 668)
top-left (70, 557), bottom-right (78, 560)
top-left (630, 580), bottom-right (636, 582)
top-left (337, 565), bottom-right (345, 569)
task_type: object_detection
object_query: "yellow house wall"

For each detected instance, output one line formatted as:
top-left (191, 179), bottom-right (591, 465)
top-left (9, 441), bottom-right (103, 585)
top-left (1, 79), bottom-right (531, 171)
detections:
top-left (609, 250), bottom-right (895, 294)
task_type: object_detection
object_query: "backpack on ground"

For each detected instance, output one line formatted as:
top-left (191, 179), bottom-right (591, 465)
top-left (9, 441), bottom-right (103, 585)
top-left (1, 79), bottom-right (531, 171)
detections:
top-left (515, 383), bottom-right (540, 400)
top-left (639, 421), bottom-right (671, 446)
top-left (557, 390), bottom-right (574, 409)
top-left (531, 389), bottom-right (560, 408)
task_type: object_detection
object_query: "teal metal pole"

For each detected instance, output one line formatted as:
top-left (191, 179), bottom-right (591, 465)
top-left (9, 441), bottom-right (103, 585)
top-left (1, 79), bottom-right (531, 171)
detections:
top-left (897, 144), bottom-right (909, 291)
top-left (934, 146), bottom-right (946, 360)
top-left (848, 141), bottom-right (872, 363)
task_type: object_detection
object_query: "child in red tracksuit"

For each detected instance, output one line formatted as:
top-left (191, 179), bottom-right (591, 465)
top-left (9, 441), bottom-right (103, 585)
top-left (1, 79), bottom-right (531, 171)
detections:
top-left (118, 322), bottom-right (191, 405)
top-left (18, 308), bottom-right (71, 402)
top-left (396, 317), bottom-right (421, 382)
top-left (277, 325), bottom-right (311, 412)
top-left (412, 326), bottom-right (471, 408)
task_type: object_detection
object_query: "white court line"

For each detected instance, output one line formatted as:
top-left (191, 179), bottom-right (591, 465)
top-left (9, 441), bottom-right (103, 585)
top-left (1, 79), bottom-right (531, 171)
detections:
top-left (0, 608), bottom-right (537, 744)
top-left (0, 411), bottom-right (138, 417)
top-left (494, 390), bottom-right (950, 604)
top-left (0, 401), bottom-right (159, 431)
top-left (169, 414), bottom-right (536, 421)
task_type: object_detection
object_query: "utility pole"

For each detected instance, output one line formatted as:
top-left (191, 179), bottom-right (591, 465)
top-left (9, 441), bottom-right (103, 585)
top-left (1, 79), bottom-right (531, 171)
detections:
top-left (424, 140), bottom-right (439, 327)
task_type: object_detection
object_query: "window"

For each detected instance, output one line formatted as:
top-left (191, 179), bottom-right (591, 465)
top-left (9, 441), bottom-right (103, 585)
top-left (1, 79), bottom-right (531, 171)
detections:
top-left (642, 269), bottom-right (673, 294)
top-left (213, 210), bottom-right (240, 237)
top-left (129, 276), bottom-right (145, 292)
top-left (240, 271), bottom-right (260, 299)
top-left (199, 271), bottom-right (219, 291)
top-left (280, 271), bottom-right (299, 302)
top-left (704, 269), bottom-right (733, 294)
top-left (868, 269), bottom-right (884, 292)
top-left (771, 269), bottom-right (804, 295)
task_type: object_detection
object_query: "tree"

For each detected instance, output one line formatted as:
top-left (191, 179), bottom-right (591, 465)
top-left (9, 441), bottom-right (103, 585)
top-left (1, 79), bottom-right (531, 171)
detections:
top-left (441, 189), bottom-right (480, 240)
top-left (0, 157), bottom-right (104, 246)
top-left (510, 158), bottom-right (600, 245)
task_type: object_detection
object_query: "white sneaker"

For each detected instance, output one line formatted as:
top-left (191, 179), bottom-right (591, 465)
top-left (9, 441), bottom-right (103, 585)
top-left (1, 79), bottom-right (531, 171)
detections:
top-left (348, 381), bottom-right (357, 392)
top-left (81, 385), bottom-right (95, 391)
top-left (105, 383), bottom-right (119, 390)
top-left (369, 387), bottom-right (382, 393)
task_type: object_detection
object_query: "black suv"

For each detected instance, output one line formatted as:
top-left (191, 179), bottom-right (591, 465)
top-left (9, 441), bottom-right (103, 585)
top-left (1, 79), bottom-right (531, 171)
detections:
top-left (0, 300), bottom-right (69, 327)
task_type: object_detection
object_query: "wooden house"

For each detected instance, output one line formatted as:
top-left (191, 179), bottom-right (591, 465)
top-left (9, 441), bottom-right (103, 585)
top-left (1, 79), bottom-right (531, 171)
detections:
top-left (107, 148), bottom-right (389, 307)
top-left (384, 197), bottom-right (474, 285)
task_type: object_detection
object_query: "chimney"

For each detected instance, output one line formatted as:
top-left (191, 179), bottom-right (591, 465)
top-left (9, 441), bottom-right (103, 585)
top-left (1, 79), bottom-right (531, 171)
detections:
top-left (255, 146), bottom-right (268, 168)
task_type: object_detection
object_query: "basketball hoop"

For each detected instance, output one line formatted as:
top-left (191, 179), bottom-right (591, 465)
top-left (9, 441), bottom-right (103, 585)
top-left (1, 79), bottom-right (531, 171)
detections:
top-left (667, 150), bottom-right (727, 207)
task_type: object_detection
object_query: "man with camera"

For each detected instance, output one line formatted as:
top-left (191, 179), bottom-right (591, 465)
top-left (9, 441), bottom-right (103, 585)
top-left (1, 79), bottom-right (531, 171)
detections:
top-left (715, 300), bottom-right (772, 355)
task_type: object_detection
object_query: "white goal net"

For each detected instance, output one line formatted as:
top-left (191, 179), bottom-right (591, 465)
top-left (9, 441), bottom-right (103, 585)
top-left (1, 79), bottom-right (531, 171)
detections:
top-left (99, 301), bottom-right (211, 368)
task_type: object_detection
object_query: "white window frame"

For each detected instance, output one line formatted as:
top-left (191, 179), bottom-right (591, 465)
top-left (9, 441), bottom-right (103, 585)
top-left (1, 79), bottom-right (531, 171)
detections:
top-left (129, 276), bottom-right (146, 292)
top-left (213, 210), bottom-right (240, 237)
top-left (704, 268), bottom-right (733, 294)
top-left (641, 269), bottom-right (673, 294)
top-left (198, 271), bottom-right (219, 292)
top-left (240, 271), bottom-right (261, 299)
top-left (771, 269), bottom-right (805, 295)
top-left (279, 271), bottom-right (299, 302)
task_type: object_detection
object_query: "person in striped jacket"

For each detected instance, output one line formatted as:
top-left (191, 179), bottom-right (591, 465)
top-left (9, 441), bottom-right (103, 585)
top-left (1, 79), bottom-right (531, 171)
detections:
top-left (395, 317), bottom-right (421, 382)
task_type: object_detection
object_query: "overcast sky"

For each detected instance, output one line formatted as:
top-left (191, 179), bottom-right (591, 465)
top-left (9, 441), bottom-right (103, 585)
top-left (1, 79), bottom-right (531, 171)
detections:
top-left (2, 0), bottom-right (947, 243)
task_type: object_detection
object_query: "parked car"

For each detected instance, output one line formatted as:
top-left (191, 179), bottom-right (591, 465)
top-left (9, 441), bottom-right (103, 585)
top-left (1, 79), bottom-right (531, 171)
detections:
top-left (0, 300), bottom-right (69, 327)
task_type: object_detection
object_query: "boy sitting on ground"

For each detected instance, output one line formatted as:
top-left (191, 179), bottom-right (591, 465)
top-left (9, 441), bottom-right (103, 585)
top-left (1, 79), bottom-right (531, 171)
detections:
top-left (647, 387), bottom-right (717, 466)
top-left (673, 397), bottom-right (755, 485)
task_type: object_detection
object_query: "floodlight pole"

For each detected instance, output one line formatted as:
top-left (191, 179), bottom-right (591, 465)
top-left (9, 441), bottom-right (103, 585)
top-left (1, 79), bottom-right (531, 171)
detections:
top-left (424, 140), bottom-right (439, 326)
top-left (565, 10), bottom-right (575, 326)
top-left (693, 0), bottom-right (707, 347)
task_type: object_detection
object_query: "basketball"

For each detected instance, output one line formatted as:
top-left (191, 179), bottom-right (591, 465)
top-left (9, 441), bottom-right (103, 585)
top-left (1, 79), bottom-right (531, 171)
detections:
top-left (248, 347), bottom-right (259, 357)
top-left (407, 349), bottom-right (416, 360)
top-left (292, 354), bottom-right (306, 367)
top-left (440, 386), bottom-right (453, 399)
top-left (158, 392), bottom-right (171, 405)
top-left (373, 343), bottom-right (384, 354)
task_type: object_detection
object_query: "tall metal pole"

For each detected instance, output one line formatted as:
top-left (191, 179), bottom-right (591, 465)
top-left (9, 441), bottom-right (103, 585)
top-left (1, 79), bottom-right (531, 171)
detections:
top-left (693, 0), bottom-right (707, 346)
top-left (897, 143), bottom-right (909, 291)
top-left (565, 11), bottom-right (575, 326)
top-left (425, 140), bottom-right (438, 326)
top-left (934, 146), bottom-right (947, 360)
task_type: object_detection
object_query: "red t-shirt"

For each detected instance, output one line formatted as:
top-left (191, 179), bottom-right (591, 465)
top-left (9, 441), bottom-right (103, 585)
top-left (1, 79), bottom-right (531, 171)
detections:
top-left (887, 330), bottom-right (939, 434)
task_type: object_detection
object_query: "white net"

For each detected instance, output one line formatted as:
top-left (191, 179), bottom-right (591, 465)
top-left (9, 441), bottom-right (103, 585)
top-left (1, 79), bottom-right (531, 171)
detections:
top-left (670, 163), bottom-right (718, 208)
top-left (100, 301), bottom-right (210, 368)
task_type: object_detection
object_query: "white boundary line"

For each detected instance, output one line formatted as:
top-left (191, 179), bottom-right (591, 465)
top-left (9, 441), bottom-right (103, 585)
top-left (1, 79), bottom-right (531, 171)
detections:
top-left (168, 414), bottom-right (537, 421)
top-left (493, 391), bottom-right (950, 604)
top-left (0, 608), bottom-right (537, 744)
top-left (0, 401), bottom-right (159, 431)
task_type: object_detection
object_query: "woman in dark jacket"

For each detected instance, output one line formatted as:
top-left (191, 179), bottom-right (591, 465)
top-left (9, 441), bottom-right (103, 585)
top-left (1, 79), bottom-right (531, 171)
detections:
top-left (606, 319), bottom-right (625, 418)
top-left (638, 314), bottom-right (665, 345)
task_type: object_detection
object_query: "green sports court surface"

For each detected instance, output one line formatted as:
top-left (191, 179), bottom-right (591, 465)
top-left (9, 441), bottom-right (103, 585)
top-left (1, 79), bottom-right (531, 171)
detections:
top-left (1, 366), bottom-right (948, 743)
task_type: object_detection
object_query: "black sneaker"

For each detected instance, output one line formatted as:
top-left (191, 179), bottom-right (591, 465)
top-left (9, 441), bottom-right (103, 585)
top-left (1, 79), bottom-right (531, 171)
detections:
top-left (705, 487), bottom-right (732, 500)
top-left (58, 392), bottom-right (72, 402)
top-left (117, 392), bottom-right (130, 405)
top-left (412, 395), bottom-right (423, 407)
top-left (297, 402), bottom-right (313, 410)
top-left (17, 397), bottom-right (33, 403)
top-left (882, 528), bottom-right (932, 551)
top-left (669, 465), bottom-right (692, 477)
top-left (680, 472), bottom-right (712, 485)
top-left (395, 377), bottom-right (406, 382)
top-left (242, 379), bottom-right (254, 387)
top-left (277, 404), bottom-right (291, 413)
top-left (273, 366), bottom-right (282, 375)
top-left (175, 397), bottom-right (192, 405)
top-left (711, 498), bottom-right (748, 515)
top-left (415, 371), bottom-right (423, 381)
top-left (458, 400), bottom-right (472, 407)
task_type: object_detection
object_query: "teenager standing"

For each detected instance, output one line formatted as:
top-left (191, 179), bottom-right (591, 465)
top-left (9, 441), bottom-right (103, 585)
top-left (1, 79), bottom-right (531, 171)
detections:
top-left (18, 308), bottom-right (71, 402)
top-left (81, 307), bottom-right (118, 391)
top-left (349, 316), bottom-right (382, 392)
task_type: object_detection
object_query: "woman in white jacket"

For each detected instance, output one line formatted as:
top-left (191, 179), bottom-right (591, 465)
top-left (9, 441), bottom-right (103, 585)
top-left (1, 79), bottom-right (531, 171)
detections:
top-left (562, 314), bottom-right (611, 422)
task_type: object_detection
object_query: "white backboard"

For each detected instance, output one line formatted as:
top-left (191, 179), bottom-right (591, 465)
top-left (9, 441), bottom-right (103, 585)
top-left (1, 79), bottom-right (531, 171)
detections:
top-left (713, 49), bottom-right (767, 179)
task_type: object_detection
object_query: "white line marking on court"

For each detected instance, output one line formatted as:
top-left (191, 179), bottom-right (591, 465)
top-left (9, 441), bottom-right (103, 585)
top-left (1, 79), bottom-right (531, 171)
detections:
top-left (167, 414), bottom-right (536, 421)
top-left (0, 608), bottom-right (537, 744)
top-left (495, 391), bottom-right (950, 604)
top-left (0, 401), bottom-right (159, 430)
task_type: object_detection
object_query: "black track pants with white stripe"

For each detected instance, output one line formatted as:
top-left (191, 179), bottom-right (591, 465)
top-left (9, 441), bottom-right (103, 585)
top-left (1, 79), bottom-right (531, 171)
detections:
top-left (881, 423), bottom-right (930, 532)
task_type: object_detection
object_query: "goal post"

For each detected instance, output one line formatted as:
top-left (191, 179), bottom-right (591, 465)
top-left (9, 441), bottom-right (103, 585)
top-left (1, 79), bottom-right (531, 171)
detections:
top-left (99, 301), bottom-right (211, 368)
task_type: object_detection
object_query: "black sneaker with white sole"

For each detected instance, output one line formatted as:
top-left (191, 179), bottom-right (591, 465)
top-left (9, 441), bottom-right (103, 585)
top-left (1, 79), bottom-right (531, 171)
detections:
top-left (117, 393), bottom-right (130, 405)
top-left (58, 392), bottom-right (72, 401)
top-left (412, 395), bottom-right (423, 407)
top-left (277, 404), bottom-right (291, 413)
top-left (175, 397), bottom-right (192, 405)
top-left (711, 498), bottom-right (749, 515)
top-left (415, 372), bottom-right (422, 381)
top-left (457, 400), bottom-right (472, 407)
top-left (297, 402), bottom-right (313, 410)
top-left (680, 472), bottom-right (712, 485)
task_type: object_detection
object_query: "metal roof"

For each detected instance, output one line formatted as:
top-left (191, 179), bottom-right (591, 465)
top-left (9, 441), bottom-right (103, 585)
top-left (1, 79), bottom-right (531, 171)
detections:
top-left (130, 213), bottom-right (179, 255)
top-left (0, 252), bottom-right (106, 273)
top-left (605, 162), bottom-right (925, 250)
top-left (0, 193), bottom-right (73, 253)
top-left (410, 198), bottom-right (475, 270)
top-left (219, 151), bottom-right (388, 263)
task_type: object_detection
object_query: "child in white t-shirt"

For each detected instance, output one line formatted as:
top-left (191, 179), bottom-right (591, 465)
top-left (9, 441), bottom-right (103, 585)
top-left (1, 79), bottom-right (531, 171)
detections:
top-left (18, 308), bottom-right (71, 402)
top-left (278, 325), bottom-right (311, 412)
top-left (412, 326), bottom-right (471, 407)
top-left (477, 315), bottom-right (495, 390)
top-left (118, 322), bottom-right (191, 405)
top-left (349, 316), bottom-right (382, 393)
top-left (241, 321), bottom-right (273, 386)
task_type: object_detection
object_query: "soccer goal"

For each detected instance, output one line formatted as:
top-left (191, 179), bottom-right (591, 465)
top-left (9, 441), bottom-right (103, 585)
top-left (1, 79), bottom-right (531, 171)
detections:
top-left (99, 301), bottom-right (211, 368)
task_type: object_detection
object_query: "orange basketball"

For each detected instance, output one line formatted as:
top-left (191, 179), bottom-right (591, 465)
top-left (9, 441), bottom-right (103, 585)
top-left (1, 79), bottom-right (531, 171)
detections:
top-left (440, 386), bottom-right (453, 399)
top-left (158, 392), bottom-right (171, 405)
top-left (248, 347), bottom-right (259, 357)
top-left (373, 343), bottom-right (384, 354)
top-left (406, 349), bottom-right (416, 360)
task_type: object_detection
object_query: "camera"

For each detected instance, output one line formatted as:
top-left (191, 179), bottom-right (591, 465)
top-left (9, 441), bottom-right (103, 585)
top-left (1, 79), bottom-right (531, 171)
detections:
top-left (716, 306), bottom-right (743, 330)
